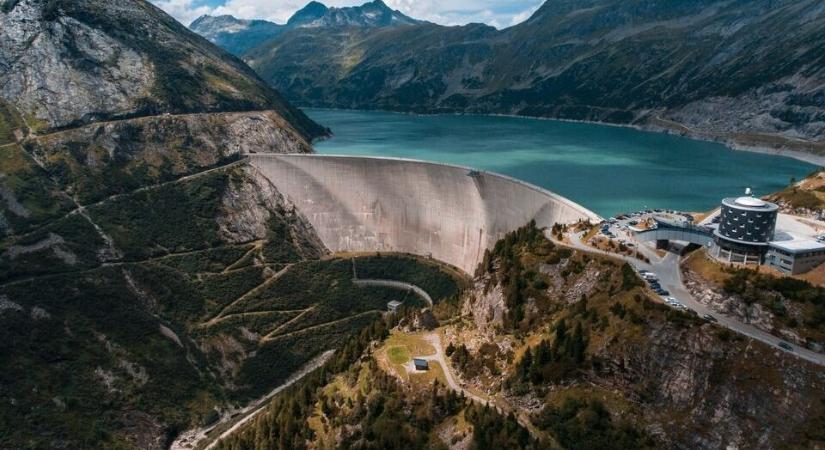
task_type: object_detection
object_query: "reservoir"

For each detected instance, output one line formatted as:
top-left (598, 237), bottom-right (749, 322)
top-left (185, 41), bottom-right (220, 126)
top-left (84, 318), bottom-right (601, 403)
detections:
top-left (306, 109), bottom-right (817, 217)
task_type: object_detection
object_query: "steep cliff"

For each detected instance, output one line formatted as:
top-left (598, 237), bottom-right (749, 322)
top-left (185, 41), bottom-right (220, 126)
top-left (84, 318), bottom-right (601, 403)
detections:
top-left (449, 224), bottom-right (825, 449)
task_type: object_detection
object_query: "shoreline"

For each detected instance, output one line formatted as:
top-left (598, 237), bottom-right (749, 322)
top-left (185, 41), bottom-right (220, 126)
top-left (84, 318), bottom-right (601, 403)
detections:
top-left (305, 106), bottom-right (825, 168)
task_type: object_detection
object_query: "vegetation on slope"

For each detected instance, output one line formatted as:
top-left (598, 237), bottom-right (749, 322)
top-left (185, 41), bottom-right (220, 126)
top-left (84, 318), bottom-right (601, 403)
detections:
top-left (769, 169), bottom-right (825, 211)
top-left (353, 254), bottom-right (463, 302)
top-left (683, 250), bottom-right (825, 349)
top-left (0, 156), bottom-right (464, 448)
top-left (216, 316), bottom-right (533, 450)
top-left (722, 268), bottom-right (825, 344)
top-left (452, 222), bottom-right (825, 449)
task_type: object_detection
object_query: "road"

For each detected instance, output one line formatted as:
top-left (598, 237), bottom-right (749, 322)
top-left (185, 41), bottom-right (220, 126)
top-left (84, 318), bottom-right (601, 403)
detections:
top-left (560, 230), bottom-right (825, 367)
top-left (419, 332), bottom-right (544, 440)
top-left (352, 279), bottom-right (433, 306)
top-left (420, 333), bottom-right (486, 403)
top-left (171, 350), bottom-right (335, 450)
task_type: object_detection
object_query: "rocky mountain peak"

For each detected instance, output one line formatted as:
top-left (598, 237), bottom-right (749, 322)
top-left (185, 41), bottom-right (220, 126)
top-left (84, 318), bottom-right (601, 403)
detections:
top-left (287, 0), bottom-right (422, 28)
top-left (287, 1), bottom-right (329, 26)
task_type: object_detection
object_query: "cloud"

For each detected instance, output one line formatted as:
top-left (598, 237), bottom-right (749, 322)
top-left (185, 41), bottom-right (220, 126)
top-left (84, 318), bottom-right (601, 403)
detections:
top-left (151, 0), bottom-right (215, 26)
top-left (151, 0), bottom-right (545, 28)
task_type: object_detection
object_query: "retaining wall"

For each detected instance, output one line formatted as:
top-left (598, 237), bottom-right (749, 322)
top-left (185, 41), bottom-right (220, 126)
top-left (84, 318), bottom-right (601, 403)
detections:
top-left (250, 154), bottom-right (600, 273)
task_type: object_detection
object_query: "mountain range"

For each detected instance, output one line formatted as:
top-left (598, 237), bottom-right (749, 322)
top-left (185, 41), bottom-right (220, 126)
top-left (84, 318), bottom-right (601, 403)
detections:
top-left (190, 0), bottom-right (421, 55)
top-left (1, 0), bottom-right (824, 448)
top-left (0, 0), bottom-right (331, 447)
top-left (196, 0), bottom-right (825, 156)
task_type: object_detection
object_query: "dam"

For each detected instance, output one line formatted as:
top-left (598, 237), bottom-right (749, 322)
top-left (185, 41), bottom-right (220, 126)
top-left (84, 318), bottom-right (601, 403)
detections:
top-left (250, 154), bottom-right (601, 273)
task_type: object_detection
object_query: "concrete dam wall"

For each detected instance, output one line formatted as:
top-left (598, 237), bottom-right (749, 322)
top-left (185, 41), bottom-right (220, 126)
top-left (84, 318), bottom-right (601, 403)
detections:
top-left (250, 154), bottom-right (601, 274)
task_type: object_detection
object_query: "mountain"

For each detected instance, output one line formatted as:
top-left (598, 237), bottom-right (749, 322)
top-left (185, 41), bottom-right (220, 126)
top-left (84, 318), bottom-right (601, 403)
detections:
top-left (218, 224), bottom-right (825, 449)
top-left (241, 0), bottom-right (825, 156)
top-left (189, 15), bottom-right (285, 55)
top-left (0, 0), bottom-right (353, 448)
top-left (190, 0), bottom-right (422, 56)
top-left (287, 0), bottom-right (421, 28)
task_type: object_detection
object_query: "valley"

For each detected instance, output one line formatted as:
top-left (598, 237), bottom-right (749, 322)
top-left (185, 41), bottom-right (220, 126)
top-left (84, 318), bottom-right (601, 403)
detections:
top-left (194, 0), bottom-right (825, 158)
top-left (1, 0), bottom-right (824, 449)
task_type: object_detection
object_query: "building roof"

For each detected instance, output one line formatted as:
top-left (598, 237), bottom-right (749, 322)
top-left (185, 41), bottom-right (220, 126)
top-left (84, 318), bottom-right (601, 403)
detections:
top-left (387, 300), bottom-right (403, 307)
top-left (734, 196), bottom-right (767, 207)
top-left (722, 197), bottom-right (779, 212)
top-left (769, 238), bottom-right (825, 254)
top-left (413, 358), bottom-right (429, 368)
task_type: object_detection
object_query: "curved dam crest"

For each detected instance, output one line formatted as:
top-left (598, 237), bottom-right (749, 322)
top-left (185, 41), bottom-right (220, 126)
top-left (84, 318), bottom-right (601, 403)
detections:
top-left (250, 154), bottom-right (601, 273)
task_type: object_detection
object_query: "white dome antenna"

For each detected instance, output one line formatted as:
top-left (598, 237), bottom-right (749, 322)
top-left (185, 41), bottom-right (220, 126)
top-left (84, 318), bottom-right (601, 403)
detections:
top-left (745, 187), bottom-right (753, 196)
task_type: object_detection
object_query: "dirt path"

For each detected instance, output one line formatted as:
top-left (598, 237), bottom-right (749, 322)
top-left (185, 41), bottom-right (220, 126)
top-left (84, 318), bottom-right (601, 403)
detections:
top-left (204, 308), bottom-right (311, 327)
top-left (171, 350), bottom-right (335, 450)
top-left (0, 242), bottom-right (257, 289)
top-left (202, 264), bottom-right (294, 326)
top-left (4, 158), bottom-right (249, 247)
top-left (258, 306), bottom-right (315, 339)
top-left (222, 241), bottom-right (263, 273)
top-left (262, 310), bottom-right (380, 343)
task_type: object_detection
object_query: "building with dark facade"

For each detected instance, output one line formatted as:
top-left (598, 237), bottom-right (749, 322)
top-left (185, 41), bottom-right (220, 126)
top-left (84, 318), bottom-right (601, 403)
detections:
top-left (713, 196), bottom-right (779, 264)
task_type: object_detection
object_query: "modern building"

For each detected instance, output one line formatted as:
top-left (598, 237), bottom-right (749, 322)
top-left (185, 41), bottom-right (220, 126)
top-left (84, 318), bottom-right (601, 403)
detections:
top-left (713, 196), bottom-right (779, 264)
top-left (766, 239), bottom-right (825, 275)
top-left (413, 358), bottom-right (429, 371)
top-left (387, 300), bottom-right (403, 313)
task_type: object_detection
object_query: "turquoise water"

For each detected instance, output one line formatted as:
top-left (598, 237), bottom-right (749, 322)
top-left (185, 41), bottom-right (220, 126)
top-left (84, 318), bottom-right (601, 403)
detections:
top-left (306, 109), bottom-right (818, 217)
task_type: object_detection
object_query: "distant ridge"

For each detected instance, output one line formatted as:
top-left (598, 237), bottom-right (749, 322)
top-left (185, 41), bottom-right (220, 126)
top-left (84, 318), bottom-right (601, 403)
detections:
top-left (227, 0), bottom-right (825, 157)
top-left (190, 0), bottom-right (422, 55)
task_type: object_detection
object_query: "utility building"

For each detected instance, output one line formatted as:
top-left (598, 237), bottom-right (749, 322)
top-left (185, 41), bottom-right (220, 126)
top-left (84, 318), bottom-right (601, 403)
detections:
top-left (387, 300), bottom-right (403, 313)
top-left (766, 239), bottom-right (825, 275)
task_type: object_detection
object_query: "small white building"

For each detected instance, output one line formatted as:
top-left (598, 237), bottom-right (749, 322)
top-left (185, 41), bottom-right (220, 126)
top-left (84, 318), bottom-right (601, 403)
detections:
top-left (387, 300), bottom-right (403, 313)
top-left (766, 239), bottom-right (825, 275)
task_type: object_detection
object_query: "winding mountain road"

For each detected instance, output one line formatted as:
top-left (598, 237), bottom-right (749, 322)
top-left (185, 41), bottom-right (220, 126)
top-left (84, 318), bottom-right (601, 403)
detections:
top-left (352, 278), bottom-right (434, 306)
top-left (558, 230), bottom-right (825, 367)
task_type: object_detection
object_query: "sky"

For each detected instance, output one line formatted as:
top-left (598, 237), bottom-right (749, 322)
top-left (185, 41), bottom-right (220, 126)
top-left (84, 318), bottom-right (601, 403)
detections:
top-left (151, 0), bottom-right (545, 29)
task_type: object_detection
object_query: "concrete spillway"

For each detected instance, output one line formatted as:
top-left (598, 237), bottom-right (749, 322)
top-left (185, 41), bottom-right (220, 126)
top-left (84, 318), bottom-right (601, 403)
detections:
top-left (250, 154), bottom-right (601, 273)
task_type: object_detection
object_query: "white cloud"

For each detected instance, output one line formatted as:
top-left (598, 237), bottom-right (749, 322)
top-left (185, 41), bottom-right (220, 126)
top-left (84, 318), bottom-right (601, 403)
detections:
top-left (152, 0), bottom-right (214, 26)
top-left (152, 0), bottom-right (545, 28)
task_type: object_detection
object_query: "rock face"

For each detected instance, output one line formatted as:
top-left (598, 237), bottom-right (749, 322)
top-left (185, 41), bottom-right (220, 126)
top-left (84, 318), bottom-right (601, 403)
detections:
top-left (0, 0), bottom-right (325, 139)
top-left (0, 1), bottom-right (331, 448)
top-left (235, 0), bottom-right (825, 155)
top-left (286, 0), bottom-right (421, 29)
top-left (189, 15), bottom-right (285, 55)
top-left (452, 233), bottom-right (825, 449)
